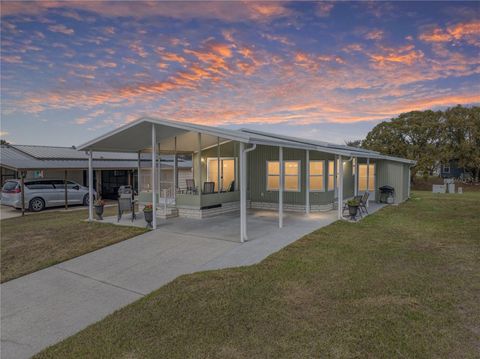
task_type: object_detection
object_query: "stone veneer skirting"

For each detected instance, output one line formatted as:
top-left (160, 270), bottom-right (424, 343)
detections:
top-left (177, 201), bottom-right (240, 219)
top-left (177, 200), bottom-right (335, 219)
top-left (249, 201), bottom-right (334, 212)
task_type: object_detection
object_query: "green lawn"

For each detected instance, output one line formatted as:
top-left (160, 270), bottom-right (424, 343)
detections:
top-left (1, 206), bottom-right (147, 283)
top-left (36, 192), bottom-right (480, 358)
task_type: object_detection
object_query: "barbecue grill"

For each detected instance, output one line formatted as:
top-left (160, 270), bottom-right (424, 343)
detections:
top-left (379, 185), bottom-right (395, 204)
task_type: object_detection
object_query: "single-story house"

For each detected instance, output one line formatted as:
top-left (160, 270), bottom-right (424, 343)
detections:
top-left (78, 117), bottom-right (415, 242)
top-left (0, 144), bottom-right (192, 199)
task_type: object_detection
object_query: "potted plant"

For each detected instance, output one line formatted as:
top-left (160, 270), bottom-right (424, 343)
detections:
top-left (347, 199), bottom-right (360, 220)
top-left (94, 199), bottom-right (106, 220)
top-left (143, 203), bottom-right (153, 228)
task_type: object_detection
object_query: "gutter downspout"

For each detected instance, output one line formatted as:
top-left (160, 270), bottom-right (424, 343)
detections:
top-left (240, 143), bottom-right (256, 242)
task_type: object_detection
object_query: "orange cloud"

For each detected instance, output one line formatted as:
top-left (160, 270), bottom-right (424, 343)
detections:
top-left (161, 52), bottom-right (187, 64)
top-left (419, 21), bottom-right (480, 46)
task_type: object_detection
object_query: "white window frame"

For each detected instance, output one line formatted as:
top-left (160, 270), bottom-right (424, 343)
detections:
top-left (358, 163), bottom-right (376, 192)
top-left (443, 165), bottom-right (450, 174)
top-left (327, 160), bottom-right (336, 192)
top-left (309, 160), bottom-right (325, 192)
top-left (266, 160), bottom-right (280, 191)
top-left (266, 160), bottom-right (301, 192)
top-left (206, 157), bottom-right (237, 191)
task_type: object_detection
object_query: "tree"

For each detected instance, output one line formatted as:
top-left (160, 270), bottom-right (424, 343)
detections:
top-left (345, 139), bottom-right (362, 148)
top-left (361, 105), bottom-right (480, 181)
top-left (362, 110), bottom-right (443, 180)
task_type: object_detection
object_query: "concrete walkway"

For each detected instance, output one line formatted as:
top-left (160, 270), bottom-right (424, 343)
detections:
top-left (1, 205), bottom-right (384, 359)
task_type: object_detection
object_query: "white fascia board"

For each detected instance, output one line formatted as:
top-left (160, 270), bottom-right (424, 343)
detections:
top-left (78, 117), bottom-right (251, 152)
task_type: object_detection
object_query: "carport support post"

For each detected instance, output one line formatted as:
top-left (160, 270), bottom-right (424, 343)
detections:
top-left (366, 158), bottom-right (370, 208)
top-left (279, 146), bottom-right (284, 228)
top-left (88, 151), bottom-right (93, 221)
top-left (217, 137), bottom-right (221, 193)
top-left (173, 136), bottom-right (177, 199)
top-left (20, 171), bottom-right (25, 216)
top-left (240, 142), bottom-right (246, 242)
top-left (337, 155), bottom-right (343, 220)
top-left (305, 150), bottom-right (310, 214)
top-left (137, 151), bottom-right (141, 194)
top-left (152, 124), bottom-right (157, 229)
top-left (64, 169), bottom-right (68, 210)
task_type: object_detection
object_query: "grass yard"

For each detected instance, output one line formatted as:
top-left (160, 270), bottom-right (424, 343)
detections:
top-left (1, 206), bottom-right (147, 283)
top-left (35, 192), bottom-right (480, 358)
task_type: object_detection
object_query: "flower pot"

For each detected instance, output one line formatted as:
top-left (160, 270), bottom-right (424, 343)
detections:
top-left (94, 205), bottom-right (104, 220)
top-left (348, 205), bottom-right (359, 220)
top-left (144, 210), bottom-right (153, 228)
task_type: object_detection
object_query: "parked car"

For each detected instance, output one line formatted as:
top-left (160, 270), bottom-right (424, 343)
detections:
top-left (1, 179), bottom-right (96, 212)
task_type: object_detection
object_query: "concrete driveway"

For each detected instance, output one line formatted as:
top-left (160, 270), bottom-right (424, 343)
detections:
top-left (1, 205), bottom-right (384, 359)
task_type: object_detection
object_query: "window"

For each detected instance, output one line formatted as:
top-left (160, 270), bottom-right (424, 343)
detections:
top-left (284, 161), bottom-right (300, 192)
top-left (309, 160), bottom-right (325, 191)
top-left (267, 161), bottom-right (280, 191)
top-left (207, 158), bottom-right (236, 192)
top-left (327, 160), bottom-right (336, 191)
top-left (443, 165), bottom-right (450, 173)
top-left (266, 160), bottom-right (301, 192)
top-left (26, 180), bottom-right (55, 190)
top-left (358, 163), bottom-right (375, 191)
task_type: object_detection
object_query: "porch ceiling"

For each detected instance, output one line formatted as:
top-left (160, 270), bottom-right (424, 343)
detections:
top-left (77, 117), bottom-right (249, 153)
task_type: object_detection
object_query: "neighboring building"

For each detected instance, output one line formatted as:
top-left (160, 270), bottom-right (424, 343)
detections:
top-left (0, 144), bottom-right (192, 199)
top-left (440, 159), bottom-right (467, 179)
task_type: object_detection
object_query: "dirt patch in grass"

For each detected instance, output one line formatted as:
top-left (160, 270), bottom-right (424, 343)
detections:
top-left (1, 206), bottom-right (147, 283)
top-left (35, 192), bottom-right (480, 359)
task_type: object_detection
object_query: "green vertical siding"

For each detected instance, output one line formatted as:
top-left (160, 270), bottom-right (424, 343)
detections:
top-left (247, 145), bottom-right (354, 206)
top-left (375, 160), bottom-right (409, 204)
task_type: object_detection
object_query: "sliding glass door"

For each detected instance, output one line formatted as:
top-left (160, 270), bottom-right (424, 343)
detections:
top-left (207, 158), bottom-right (236, 192)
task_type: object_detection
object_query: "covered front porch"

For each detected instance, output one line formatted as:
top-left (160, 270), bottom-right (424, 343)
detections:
top-left (79, 117), bottom-right (384, 243)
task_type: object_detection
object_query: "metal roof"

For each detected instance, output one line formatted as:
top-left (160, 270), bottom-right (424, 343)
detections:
top-left (77, 117), bottom-right (415, 165)
top-left (0, 145), bottom-right (192, 170)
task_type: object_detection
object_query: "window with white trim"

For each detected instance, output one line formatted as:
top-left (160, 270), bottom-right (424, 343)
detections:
top-left (327, 160), bottom-right (335, 191)
top-left (266, 160), bottom-right (301, 192)
top-left (443, 165), bottom-right (450, 173)
top-left (358, 163), bottom-right (375, 191)
top-left (309, 160), bottom-right (325, 191)
top-left (267, 161), bottom-right (280, 191)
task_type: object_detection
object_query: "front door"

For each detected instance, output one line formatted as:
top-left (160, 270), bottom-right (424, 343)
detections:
top-left (207, 158), bottom-right (236, 192)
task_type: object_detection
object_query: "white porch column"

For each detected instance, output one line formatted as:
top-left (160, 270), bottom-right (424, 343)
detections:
top-left (151, 123), bottom-right (157, 229)
top-left (305, 150), bottom-right (310, 214)
top-left (337, 155), bottom-right (343, 219)
top-left (197, 133), bottom-right (202, 196)
top-left (279, 146), bottom-right (284, 228)
top-left (217, 137), bottom-right (221, 193)
top-left (137, 151), bottom-right (141, 193)
top-left (88, 150), bottom-right (93, 221)
top-left (354, 157), bottom-right (358, 196)
top-left (173, 137), bottom-right (177, 199)
top-left (240, 142), bottom-right (246, 242)
top-left (366, 157), bottom-right (370, 208)
top-left (333, 155), bottom-right (338, 199)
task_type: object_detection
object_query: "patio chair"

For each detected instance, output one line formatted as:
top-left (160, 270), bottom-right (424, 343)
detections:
top-left (118, 196), bottom-right (136, 222)
top-left (203, 181), bottom-right (215, 194)
top-left (185, 178), bottom-right (197, 194)
top-left (359, 191), bottom-right (369, 214)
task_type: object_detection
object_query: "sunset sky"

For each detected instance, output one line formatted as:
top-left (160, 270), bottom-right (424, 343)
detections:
top-left (1, 1), bottom-right (479, 146)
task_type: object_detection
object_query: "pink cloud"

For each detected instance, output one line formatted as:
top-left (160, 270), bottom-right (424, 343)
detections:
top-left (48, 24), bottom-right (74, 35)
